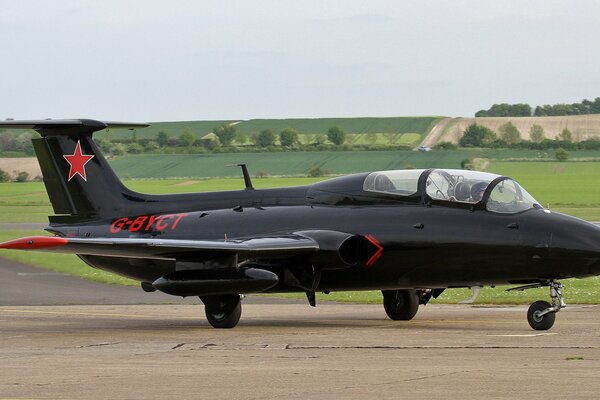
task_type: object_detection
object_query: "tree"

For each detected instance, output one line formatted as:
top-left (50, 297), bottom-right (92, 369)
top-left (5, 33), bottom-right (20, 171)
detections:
top-left (555, 148), bottom-right (569, 162)
top-left (213, 125), bottom-right (236, 146)
top-left (498, 122), bottom-right (521, 145)
top-left (256, 129), bottom-right (276, 148)
top-left (178, 130), bottom-right (196, 147)
top-left (0, 168), bottom-right (9, 183)
top-left (529, 125), bottom-right (545, 143)
top-left (559, 128), bottom-right (573, 142)
top-left (279, 128), bottom-right (299, 147)
top-left (327, 126), bottom-right (346, 145)
top-left (475, 103), bottom-right (532, 117)
top-left (459, 124), bottom-right (497, 147)
top-left (156, 131), bottom-right (169, 147)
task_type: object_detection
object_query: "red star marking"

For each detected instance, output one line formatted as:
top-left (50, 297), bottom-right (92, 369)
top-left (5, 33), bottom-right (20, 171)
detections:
top-left (63, 140), bottom-right (95, 181)
top-left (365, 234), bottom-right (383, 266)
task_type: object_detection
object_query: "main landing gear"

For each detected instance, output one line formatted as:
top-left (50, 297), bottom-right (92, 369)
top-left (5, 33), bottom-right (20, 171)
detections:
top-left (382, 289), bottom-right (420, 320)
top-left (200, 294), bottom-right (242, 328)
top-left (509, 280), bottom-right (566, 330)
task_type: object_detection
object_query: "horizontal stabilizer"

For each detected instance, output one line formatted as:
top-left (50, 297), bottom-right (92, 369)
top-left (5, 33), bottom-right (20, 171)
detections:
top-left (0, 119), bottom-right (148, 135)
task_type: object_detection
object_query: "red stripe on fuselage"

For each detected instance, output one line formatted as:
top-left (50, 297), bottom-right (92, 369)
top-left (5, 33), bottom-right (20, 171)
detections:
top-left (365, 234), bottom-right (383, 266)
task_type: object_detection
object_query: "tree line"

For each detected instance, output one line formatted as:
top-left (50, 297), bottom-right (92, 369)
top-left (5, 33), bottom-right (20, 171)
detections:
top-left (475, 97), bottom-right (600, 117)
top-left (433, 122), bottom-right (600, 162)
top-left (95, 125), bottom-right (359, 157)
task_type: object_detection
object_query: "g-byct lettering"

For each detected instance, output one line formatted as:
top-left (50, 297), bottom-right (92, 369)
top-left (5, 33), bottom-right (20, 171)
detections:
top-left (110, 213), bottom-right (188, 233)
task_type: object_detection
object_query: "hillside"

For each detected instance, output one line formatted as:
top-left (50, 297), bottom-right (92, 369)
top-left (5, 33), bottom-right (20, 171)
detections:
top-left (103, 116), bottom-right (441, 147)
top-left (434, 114), bottom-right (600, 144)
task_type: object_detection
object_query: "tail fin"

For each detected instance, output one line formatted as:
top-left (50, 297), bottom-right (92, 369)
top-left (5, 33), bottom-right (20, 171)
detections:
top-left (0, 119), bottom-right (149, 223)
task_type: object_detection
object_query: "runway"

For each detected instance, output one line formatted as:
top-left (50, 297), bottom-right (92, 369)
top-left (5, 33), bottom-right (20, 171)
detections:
top-left (2, 258), bottom-right (600, 399)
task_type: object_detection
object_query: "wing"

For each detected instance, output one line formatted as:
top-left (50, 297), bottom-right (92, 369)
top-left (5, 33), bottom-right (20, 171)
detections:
top-left (0, 235), bottom-right (319, 260)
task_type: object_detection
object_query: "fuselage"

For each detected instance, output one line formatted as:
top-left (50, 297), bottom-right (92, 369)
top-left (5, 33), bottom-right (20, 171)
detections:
top-left (48, 171), bottom-right (600, 292)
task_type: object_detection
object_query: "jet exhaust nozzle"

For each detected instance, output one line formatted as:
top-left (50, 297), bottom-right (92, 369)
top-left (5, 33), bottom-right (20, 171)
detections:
top-left (297, 230), bottom-right (360, 269)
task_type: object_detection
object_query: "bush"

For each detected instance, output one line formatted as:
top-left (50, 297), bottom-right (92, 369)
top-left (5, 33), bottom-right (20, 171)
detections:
top-left (127, 143), bottom-right (144, 154)
top-left (460, 159), bottom-right (474, 170)
top-left (308, 166), bottom-right (327, 177)
top-left (15, 171), bottom-right (29, 182)
top-left (255, 170), bottom-right (269, 178)
top-left (555, 148), bottom-right (569, 162)
top-left (433, 142), bottom-right (458, 150)
top-left (0, 168), bottom-right (9, 182)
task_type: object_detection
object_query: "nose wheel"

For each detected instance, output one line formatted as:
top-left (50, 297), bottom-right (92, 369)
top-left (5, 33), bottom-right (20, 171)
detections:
top-left (509, 281), bottom-right (566, 330)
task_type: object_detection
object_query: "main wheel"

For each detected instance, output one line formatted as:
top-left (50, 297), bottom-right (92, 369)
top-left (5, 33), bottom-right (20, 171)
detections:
top-left (202, 295), bottom-right (242, 329)
top-left (382, 290), bottom-right (419, 320)
top-left (527, 300), bottom-right (556, 330)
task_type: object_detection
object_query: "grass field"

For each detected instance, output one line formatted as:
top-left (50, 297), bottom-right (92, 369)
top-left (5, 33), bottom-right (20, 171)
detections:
top-left (0, 163), bottom-right (598, 223)
top-left (108, 150), bottom-right (600, 179)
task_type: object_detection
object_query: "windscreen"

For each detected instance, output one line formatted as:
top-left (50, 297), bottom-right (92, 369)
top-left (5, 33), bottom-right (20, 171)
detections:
top-left (486, 179), bottom-right (540, 213)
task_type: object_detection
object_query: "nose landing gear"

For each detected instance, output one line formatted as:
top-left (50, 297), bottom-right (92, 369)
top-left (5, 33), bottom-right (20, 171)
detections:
top-left (508, 280), bottom-right (566, 330)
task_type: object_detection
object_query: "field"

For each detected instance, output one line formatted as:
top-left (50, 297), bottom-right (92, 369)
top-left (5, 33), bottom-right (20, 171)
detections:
top-left (0, 161), bottom-right (599, 222)
top-left (100, 116), bottom-right (441, 147)
top-left (438, 114), bottom-right (600, 143)
top-left (109, 149), bottom-right (600, 179)
top-left (105, 116), bottom-right (440, 136)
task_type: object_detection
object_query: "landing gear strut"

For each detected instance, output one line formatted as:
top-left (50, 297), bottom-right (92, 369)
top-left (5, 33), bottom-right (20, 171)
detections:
top-left (509, 280), bottom-right (566, 330)
top-left (200, 294), bottom-right (242, 329)
top-left (382, 289), bottom-right (419, 320)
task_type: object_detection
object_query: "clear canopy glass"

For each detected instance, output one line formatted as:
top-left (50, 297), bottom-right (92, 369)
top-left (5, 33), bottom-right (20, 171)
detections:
top-left (363, 168), bottom-right (540, 213)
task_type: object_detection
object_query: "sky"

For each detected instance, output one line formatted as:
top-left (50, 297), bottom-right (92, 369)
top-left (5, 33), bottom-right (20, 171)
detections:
top-left (1, 0), bottom-right (599, 122)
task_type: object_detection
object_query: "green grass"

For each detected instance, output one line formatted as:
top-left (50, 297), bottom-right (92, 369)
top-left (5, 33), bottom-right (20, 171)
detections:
top-left (1, 164), bottom-right (599, 223)
top-left (485, 161), bottom-right (600, 207)
top-left (267, 277), bottom-right (600, 304)
top-left (107, 150), bottom-right (600, 179)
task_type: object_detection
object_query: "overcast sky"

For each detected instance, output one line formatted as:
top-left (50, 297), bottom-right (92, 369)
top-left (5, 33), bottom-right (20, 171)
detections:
top-left (1, 0), bottom-right (599, 122)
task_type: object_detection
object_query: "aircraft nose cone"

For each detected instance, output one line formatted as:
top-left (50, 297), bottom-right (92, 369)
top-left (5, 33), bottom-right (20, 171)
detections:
top-left (549, 215), bottom-right (600, 276)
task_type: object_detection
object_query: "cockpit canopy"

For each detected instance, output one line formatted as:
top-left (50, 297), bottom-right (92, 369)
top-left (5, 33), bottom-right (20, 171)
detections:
top-left (363, 169), bottom-right (540, 214)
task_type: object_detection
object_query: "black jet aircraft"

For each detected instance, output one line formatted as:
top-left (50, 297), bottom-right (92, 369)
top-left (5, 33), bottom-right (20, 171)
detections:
top-left (1, 119), bottom-right (599, 330)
